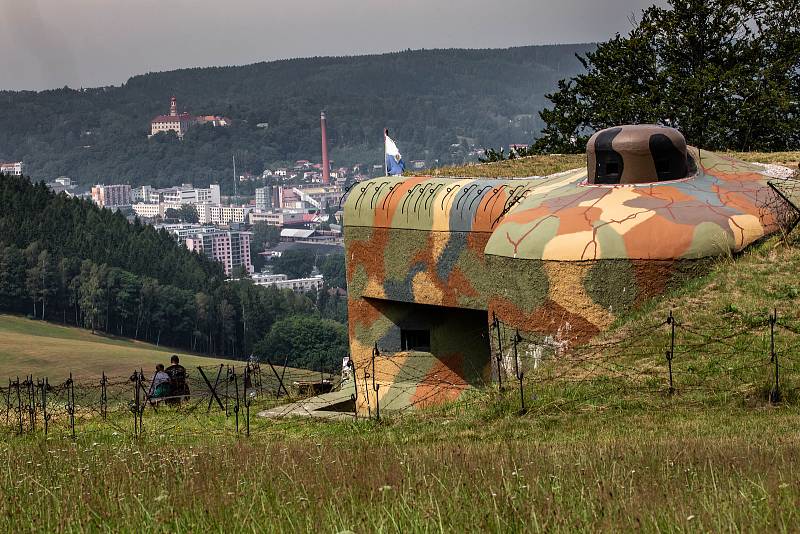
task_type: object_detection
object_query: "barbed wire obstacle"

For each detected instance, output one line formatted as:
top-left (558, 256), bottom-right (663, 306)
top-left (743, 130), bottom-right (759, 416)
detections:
top-left (1, 306), bottom-right (798, 440)
top-left (762, 176), bottom-right (800, 235)
top-left (0, 361), bottom-right (341, 440)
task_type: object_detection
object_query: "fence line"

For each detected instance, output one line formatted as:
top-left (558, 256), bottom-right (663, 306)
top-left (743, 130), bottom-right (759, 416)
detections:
top-left (0, 307), bottom-right (797, 440)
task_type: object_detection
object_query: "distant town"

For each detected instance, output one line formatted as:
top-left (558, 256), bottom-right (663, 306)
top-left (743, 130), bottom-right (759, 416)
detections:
top-left (0, 98), bottom-right (352, 292)
top-left (0, 96), bottom-right (520, 288)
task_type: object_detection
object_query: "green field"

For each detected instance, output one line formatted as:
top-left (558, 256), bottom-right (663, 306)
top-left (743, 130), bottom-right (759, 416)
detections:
top-left (0, 314), bottom-right (239, 381)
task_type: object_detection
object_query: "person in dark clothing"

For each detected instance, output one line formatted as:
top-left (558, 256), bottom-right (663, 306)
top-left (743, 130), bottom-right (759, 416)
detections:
top-left (165, 355), bottom-right (189, 403)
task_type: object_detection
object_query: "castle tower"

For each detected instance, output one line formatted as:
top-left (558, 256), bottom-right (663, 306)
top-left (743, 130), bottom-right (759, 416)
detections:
top-left (320, 111), bottom-right (331, 185)
top-left (170, 96), bottom-right (178, 116)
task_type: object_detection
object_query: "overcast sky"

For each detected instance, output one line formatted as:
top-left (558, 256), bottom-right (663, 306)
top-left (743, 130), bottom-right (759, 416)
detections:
top-left (0, 0), bottom-right (660, 91)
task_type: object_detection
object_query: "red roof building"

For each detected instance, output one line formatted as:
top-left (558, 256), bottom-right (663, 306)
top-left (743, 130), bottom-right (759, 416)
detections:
top-left (150, 96), bottom-right (191, 139)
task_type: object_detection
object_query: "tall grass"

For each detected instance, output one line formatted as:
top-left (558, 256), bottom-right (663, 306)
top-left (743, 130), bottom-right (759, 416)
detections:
top-left (1, 402), bottom-right (799, 533)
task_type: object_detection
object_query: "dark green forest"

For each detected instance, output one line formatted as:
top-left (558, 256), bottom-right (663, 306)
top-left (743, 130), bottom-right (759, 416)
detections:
top-left (0, 45), bottom-right (590, 190)
top-left (0, 174), bottom-right (348, 370)
top-left (532, 0), bottom-right (799, 153)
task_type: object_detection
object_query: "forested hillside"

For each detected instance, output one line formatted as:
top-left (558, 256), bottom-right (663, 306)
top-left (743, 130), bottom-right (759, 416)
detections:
top-left (0, 175), bottom-right (348, 367)
top-left (0, 45), bottom-right (591, 189)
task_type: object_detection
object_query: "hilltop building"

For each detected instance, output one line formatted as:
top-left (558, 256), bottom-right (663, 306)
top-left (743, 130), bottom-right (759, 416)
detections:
top-left (149, 97), bottom-right (230, 139)
top-left (150, 97), bottom-right (192, 139)
top-left (342, 124), bottom-right (797, 415)
top-left (0, 162), bottom-right (23, 176)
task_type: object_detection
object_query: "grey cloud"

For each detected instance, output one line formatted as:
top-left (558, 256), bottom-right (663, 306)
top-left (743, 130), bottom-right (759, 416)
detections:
top-left (0, 0), bottom-right (659, 90)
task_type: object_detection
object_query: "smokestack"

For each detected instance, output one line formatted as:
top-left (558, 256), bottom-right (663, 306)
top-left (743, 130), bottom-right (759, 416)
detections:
top-left (320, 111), bottom-right (331, 185)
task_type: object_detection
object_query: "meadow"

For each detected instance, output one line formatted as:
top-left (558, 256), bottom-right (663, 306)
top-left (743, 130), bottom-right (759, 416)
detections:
top-left (1, 394), bottom-right (798, 532)
top-left (0, 314), bottom-right (239, 381)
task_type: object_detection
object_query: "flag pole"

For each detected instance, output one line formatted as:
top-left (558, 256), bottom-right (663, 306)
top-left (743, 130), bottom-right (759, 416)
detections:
top-left (384, 128), bottom-right (389, 177)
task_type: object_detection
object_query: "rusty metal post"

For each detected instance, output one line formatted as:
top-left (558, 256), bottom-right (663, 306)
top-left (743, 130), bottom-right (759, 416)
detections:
top-left (492, 312), bottom-right (504, 391)
top-left (100, 372), bottom-right (108, 420)
top-left (666, 310), bottom-right (675, 395)
top-left (513, 329), bottom-right (525, 413)
top-left (770, 309), bottom-right (780, 403)
top-left (372, 344), bottom-right (380, 421)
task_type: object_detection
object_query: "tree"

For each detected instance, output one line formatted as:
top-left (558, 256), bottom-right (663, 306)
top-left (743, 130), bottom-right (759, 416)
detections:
top-left (250, 222), bottom-right (281, 271)
top-left (164, 207), bottom-right (181, 221)
top-left (0, 245), bottom-right (26, 311)
top-left (79, 262), bottom-right (108, 333)
top-left (532, 0), bottom-right (800, 153)
top-left (320, 254), bottom-right (346, 289)
top-left (179, 204), bottom-right (199, 224)
top-left (271, 248), bottom-right (317, 279)
top-left (27, 250), bottom-right (57, 320)
top-left (253, 315), bottom-right (348, 371)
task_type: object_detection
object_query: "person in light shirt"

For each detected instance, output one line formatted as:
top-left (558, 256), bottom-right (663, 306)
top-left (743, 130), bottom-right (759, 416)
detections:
top-left (149, 363), bottom-right (171, 403)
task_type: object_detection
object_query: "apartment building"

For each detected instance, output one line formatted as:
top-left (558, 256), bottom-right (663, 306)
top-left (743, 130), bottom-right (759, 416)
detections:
top-left (196, 204), bottom-right (250, 225)
top-left (158, 184), bottom-right (220, 205)
top-left (178, 226), bottom-right (253, 276)
top-left (91, 184), bottom-right (132, 207)
top-left (248, 210), bottom-right (307, 227)
top-left (251, 272), bottom-right (324, 293)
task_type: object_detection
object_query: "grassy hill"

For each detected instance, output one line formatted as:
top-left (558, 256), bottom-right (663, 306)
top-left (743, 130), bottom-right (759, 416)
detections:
top-left (0, 314), bottom-right (239, 380)
top-left (430, 150), bottom-right (800, 178)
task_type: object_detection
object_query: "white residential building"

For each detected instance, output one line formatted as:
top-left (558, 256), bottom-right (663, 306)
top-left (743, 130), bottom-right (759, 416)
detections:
top-left (0, 162), bottom-right (23, 176)
top-left (196, 204), bottom-right (250, 225)
top-left (132, 185), bottom-right (155, 203)
top-left (158, 184), bottom-right (220, 205)
top-left (248, 210), bottom-right (307, 226)
top-left (132, 203), bottom-right (163, 219)
top-left (251, 272), bottom-right (324, 293)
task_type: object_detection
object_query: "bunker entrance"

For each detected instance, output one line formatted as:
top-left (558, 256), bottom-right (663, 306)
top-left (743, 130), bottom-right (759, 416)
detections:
top-left (368, 299), bottom-right (492, 382)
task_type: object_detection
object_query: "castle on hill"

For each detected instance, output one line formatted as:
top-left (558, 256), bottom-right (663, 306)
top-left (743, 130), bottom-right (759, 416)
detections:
top-left (149, 96), bottom-right (231, 139)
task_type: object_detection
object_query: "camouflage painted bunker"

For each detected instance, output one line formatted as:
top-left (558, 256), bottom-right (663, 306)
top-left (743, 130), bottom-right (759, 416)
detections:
top-left (343, 125), bottom-right (787, 413)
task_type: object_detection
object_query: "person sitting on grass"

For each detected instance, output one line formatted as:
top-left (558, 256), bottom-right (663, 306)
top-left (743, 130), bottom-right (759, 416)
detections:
top-left (149, 363), bottom-right (171, 403)
top-left (166, 355), bottom-right (189, 402)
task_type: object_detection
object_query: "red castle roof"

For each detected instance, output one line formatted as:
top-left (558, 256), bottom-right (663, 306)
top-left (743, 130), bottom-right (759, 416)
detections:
top-left (151, 112), bottom-right (192, 124)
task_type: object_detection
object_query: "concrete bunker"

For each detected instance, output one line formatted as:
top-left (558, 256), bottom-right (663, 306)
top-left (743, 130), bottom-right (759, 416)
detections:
top-left (342, 125), bottom-right (794, 415)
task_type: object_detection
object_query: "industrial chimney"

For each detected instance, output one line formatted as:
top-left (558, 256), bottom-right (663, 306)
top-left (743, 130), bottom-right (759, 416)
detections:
top-left (320, 111), bottom-right (331, 185)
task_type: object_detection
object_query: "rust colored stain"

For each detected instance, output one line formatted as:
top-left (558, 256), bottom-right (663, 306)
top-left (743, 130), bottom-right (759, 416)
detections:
top-left (346, 227), bottom-right (390, 284)
top-left (489, 297), bottom-right (601, 344)
top-left (409, 353), bottom-right (470, 408)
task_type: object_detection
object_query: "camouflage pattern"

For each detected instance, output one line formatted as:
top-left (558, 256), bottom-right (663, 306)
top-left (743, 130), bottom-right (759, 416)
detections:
top-left (344, 143), bottom-right (787, 414)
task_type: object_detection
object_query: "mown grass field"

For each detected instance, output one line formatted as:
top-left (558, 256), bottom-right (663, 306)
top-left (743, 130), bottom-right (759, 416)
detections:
top-left (0, 314), bottom-right (239, 381)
